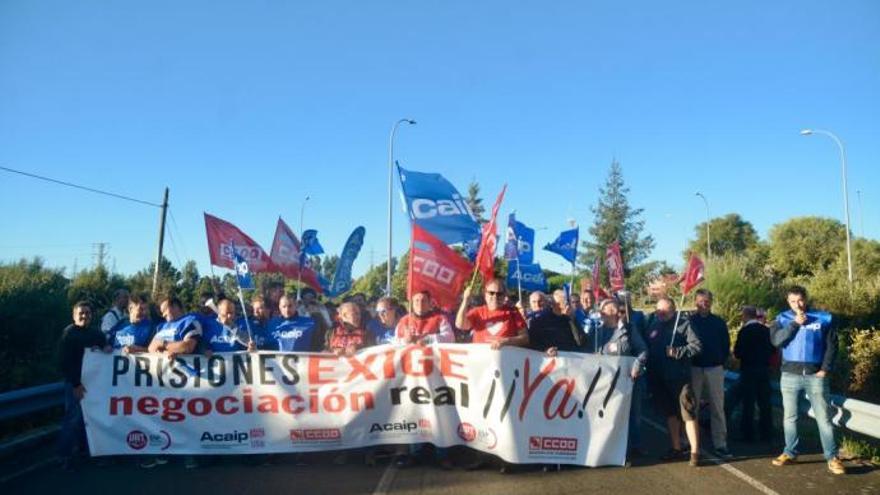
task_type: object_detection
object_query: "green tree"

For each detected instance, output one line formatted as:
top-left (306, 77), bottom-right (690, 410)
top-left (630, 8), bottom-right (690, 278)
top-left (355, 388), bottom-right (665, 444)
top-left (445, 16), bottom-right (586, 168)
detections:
top-left (127, 257), bottom-right (182, 299)
top-left (465, 180), bottom-right (486, 224)
top-left (769, 217), bottom-right (846, 278)
top-left (321, 255), bottom-right (340, 281)
top-left (178, 260), bottom-right (201, 309)
top-left (68, 264), bottom-right (127, 311)
top-left (687, 213), bottom-right (759, 259)
top-left (349, 260), bottom-right (392, 301)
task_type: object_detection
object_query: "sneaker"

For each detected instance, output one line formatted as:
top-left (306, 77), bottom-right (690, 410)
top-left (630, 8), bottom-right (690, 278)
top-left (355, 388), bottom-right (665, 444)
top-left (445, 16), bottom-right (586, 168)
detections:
top-left (771, 453), bottom-right (797, 467)
top-left (827, 457), bottom-right (846, 475)
top-left (140, 457), bottom-right (162, 469)
top-left (713, 447), bottom-right (732, 459)
top-left (689, 453), bottom-right (700, 467)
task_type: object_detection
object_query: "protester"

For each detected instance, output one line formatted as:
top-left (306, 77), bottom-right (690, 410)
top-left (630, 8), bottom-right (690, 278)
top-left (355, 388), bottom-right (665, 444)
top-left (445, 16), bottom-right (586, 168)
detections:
top-left (58, 301), bottom-right (109, 470)
top-left (770, 286), bottom-right (845, 475)
top-left (550, 289), bottom-right (572, 316)
top-left (645, 297), bottom-right (702, 467)
top-left (100, 288), bottom-right (129, 335)
top-left (615, 290), bottom-right (647, 456)
top-left (325, 302), bottom-right (375, 356)
top-left (249, 295), bottom-right (272, 338)
top-left (527, 291), bottom-right (584, 356)
top-left (298, 287), bottom-right (333, 328)
top-left (201, 298), bottom-right (250, 355)
top-left (455, 279), bottom-right (529, 350)
top-left (258, 294), bottom-right (322, 352)
top-left (367, 297), bottom-right (401, 344)
top-left (733, 305), bottom-right (774, 443)
top-left (688, 289), bottom-right (732, 458)
top-left (107, 295), bottom-right (154, 354)
top-left (573, 287), bottom-right (601, 345)
top-left (266, 281), bottom-right (285, 317)
top-left (396, 290), bottom-right (455, 345)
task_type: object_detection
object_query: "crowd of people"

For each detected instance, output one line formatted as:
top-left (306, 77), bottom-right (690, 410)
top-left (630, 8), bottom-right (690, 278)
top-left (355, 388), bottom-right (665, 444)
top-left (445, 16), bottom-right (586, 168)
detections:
top-left (57, 281), bottom-right (846, 475)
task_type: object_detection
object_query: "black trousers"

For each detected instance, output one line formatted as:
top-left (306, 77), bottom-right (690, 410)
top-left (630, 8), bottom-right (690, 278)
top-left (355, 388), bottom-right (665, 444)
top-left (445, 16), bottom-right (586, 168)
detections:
top-left (738, 367), bottom-right (772, 441)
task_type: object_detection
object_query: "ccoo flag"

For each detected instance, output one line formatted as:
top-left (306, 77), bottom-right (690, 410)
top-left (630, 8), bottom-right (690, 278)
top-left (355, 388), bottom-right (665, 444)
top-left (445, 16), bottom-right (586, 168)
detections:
top-left (397, 164), bottom-right (481, 245)
top-left (680, 253), bottom-right (705, 295)
top-left (508, 263), bottom-right (548, 292)
top-left (325, 226), bottom-right (366, 298)
top-left (605, 240), bottom-right (625, 292)
top-left (269, 218), bottom-right (323, 292)
top-left (409, 224), bottom-right (474, 310)
top-left (544, 227), bottom-right (579, 264)
top-left (204, 213), bottom-right (276, 273)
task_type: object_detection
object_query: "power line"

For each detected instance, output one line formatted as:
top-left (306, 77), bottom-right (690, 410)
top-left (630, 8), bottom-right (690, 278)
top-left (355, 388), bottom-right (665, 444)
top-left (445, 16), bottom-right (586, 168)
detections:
top-left (0, 165), bottom-right (162, 208)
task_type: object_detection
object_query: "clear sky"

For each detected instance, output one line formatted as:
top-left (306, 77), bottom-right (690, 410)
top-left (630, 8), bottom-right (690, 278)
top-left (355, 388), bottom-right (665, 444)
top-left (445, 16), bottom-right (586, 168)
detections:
top-left (1, 0), bottom-right (878, 279)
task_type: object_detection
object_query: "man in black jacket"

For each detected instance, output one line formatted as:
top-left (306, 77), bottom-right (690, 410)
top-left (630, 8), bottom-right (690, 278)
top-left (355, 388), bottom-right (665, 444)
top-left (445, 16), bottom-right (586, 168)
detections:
top-left (733, 306), bottom-right (773, 443)
top-left (689, 289), bottom-right (732, 458)
top-left (58, 301), bottom-right (108, 470)
top-left (527, 291), bottom-right (584, 356)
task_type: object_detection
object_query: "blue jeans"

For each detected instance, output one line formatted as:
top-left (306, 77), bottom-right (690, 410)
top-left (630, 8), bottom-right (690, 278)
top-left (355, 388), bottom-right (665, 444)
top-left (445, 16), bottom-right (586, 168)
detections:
top-left (780, 372), bottom-right (837, 460)
top-left (57, 383), bottom-right (88, 459)
top-left (628, 375), bottom-right (645, 450)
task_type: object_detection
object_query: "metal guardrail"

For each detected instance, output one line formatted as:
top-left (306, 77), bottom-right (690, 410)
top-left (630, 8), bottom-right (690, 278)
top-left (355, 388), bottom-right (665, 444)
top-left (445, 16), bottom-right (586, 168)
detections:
top-left (724, 371), bottom-right (880, 440)
top-left (0, 382), bottom-right (64, 422)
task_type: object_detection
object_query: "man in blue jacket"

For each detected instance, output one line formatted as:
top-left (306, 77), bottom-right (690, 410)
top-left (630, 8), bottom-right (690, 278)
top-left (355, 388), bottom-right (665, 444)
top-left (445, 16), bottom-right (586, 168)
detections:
top-left (770, 286), bottom-right (845, 475)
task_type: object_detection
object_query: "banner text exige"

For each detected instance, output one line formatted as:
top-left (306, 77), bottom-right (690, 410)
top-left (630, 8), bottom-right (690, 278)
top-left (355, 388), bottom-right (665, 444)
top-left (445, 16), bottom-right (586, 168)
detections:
top-left (81, 345), bottom-right (634, 466)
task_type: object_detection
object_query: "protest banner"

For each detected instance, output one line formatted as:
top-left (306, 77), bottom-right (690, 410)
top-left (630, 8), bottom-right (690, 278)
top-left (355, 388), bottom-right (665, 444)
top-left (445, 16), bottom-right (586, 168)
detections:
top-left (82, 346), bottom-right (634, 467)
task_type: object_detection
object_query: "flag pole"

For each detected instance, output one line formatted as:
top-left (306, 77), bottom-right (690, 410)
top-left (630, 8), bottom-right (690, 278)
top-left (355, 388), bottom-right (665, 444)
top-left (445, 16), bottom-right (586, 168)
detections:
top-left (669, 291), bottom-right (686, 347)
top-left (516, 257), bottom-right (523, 306)
top-left (230, 241), bottom-right (253, 344)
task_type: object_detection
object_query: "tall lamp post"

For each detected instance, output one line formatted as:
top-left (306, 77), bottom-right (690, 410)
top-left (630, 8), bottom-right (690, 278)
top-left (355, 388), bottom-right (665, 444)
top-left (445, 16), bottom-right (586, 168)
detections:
top-left (695, 192), bottom-right (711, 261)
top-left (387, 118), bottom-right (416, 296)
top-left (800, 129), bottom-right (854, 285)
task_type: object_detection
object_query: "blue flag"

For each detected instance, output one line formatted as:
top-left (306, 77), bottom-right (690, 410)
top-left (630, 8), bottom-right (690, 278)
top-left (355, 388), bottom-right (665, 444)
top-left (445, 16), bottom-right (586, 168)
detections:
top-left (231, 242), bottom-right (254, 289)
top-left (299, 229), bottom-right (324, 268)
top-left (504, 214), bottom-right (535, 265)
top-left (544, 227), bottom-right (579, 264)
top-left (326, 226), bottom-right (366, 297)
top-left (397, 164), bottom-right (481, 245)
top-left (462, 234), bottom-right (481, 263)
top-left (507, 262), bottom-right (548, 292)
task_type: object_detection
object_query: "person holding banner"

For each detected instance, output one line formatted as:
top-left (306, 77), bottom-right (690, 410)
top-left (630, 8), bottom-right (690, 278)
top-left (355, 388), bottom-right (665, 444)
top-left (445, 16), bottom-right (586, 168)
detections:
top-left (573, 287), bottom-right (601, 345)
top-left (367, 297), bottom-right (402, 345)
top-left (259, 295), bottom-right (323, 352)
top-left (108, 295), bottom-right (154, 354)
top-left (325, 302), bottom-right (375, 356)
top-left (201, 298), bottom-right (249, 356)
top-left (148, 296), bottom-right (202, 362)
top-left (396, 290), bottom-right (455, 345)
top-left (455, 279), bottom-right (528, 350)
top-left (527, 291), bottom-right (584, 356)
top-left (644, 297), bottom-right (703, 467)
top-left (58, 301), bottom-right (109, 470)
top-left (248, 295), bottom-right (272, 346)
top-left (615, 290), bottom-right (648, 457)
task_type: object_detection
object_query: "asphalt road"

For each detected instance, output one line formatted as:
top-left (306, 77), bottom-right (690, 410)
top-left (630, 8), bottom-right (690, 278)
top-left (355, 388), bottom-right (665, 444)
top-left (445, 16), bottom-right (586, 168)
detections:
top-left (4, 414), bottom-right (878, 495)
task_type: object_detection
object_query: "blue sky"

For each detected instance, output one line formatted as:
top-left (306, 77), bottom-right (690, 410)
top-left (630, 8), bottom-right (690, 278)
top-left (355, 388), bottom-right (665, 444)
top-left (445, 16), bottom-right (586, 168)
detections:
top-left (1, 0), bottom-right (878, 279)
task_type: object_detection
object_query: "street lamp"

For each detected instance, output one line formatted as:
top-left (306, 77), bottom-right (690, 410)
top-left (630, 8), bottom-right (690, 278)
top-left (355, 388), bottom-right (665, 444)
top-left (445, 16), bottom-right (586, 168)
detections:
top-left (297, 195), bottom-right (310, 301)
top-left (387, 118), bottom-right (416, 296)
top-left (800, 129), bottom-right (854, 285)
top-left (695, 192), bottom-right (711, 260)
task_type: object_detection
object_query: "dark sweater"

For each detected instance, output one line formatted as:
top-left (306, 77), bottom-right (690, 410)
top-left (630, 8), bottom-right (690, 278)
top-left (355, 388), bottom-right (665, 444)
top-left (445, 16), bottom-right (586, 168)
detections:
top-left (59, 324), bottom-right (106, 387)
top-left (689, 312), bottom-right (730, 368)
top-left (528, 310), bottom-right (583, 353)
top-left (645, 314), bottom-right (702, 384)
top-left (734, 321), bottom-right (774, 370)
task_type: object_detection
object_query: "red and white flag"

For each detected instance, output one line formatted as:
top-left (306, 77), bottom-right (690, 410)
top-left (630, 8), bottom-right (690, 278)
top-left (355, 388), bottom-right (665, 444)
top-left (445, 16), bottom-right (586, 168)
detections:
top-left (204, 213), bottom-right (276, 272)
top-left (591, 257), bottom-right (610, 301)
top-left (605, 240), bottom-right (625, 292)
top-left (269, 218), bottom-right (323, 292)
top-left (408, 224), bottom-right (474, 310)
top-left (680, 253), bottom-right (705, 295)
top-left (475, 184), bottom-right (507, 283)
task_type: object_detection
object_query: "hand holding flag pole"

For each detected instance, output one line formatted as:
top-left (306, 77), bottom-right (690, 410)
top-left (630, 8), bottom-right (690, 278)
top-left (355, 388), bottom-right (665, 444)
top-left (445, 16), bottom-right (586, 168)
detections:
top-left (669, 253), bottom-right (706, 347)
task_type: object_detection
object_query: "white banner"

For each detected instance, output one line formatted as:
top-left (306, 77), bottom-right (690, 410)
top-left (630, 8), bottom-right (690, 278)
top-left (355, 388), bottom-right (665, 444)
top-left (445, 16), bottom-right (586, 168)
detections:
top-left (81, 345), bottom-right (634, 466)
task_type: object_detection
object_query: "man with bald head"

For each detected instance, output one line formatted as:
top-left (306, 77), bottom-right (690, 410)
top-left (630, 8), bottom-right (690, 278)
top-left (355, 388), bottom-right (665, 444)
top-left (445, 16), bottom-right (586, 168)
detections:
top-left (456, 279), bottom-right (528, 350)
top-left (258, 294), bottom-right (322, 352)
top-left (645, 296), bottom-right (702, 467)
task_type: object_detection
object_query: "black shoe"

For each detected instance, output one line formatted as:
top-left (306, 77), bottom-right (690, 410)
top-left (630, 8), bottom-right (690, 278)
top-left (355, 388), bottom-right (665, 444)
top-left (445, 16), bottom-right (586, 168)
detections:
top-left (660, 448), bottom-right (686, 461)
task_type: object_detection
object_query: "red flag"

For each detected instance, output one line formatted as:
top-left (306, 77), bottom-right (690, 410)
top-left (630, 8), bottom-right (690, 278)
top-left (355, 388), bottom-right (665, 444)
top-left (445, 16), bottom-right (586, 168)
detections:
top-left (681, 253), bottom-right (705, 295)
top-left (204, 213), bottom-right (276, 272)
top-left (591, 257), bottom-right (603, 301)
top-left (269, 218), bottom-right (323, 292)
top-left (475, 184), bottom-right (507, 283)
top-left (409, 224), bottom-right (474, 311)
top-left (605, 240), bottom-right (625, 292)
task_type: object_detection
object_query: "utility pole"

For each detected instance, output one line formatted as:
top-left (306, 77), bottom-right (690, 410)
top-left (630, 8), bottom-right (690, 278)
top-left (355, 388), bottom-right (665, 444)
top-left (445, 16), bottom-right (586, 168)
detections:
top-left (152, 187), bottom-right (170, 297)
top-left (93, 242), bottom-right (108, 269)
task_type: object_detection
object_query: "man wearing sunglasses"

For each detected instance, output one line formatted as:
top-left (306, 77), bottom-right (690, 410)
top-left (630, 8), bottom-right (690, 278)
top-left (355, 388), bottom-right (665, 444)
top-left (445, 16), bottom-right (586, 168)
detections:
top-left (455, 279), bottom-right (528, 350)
